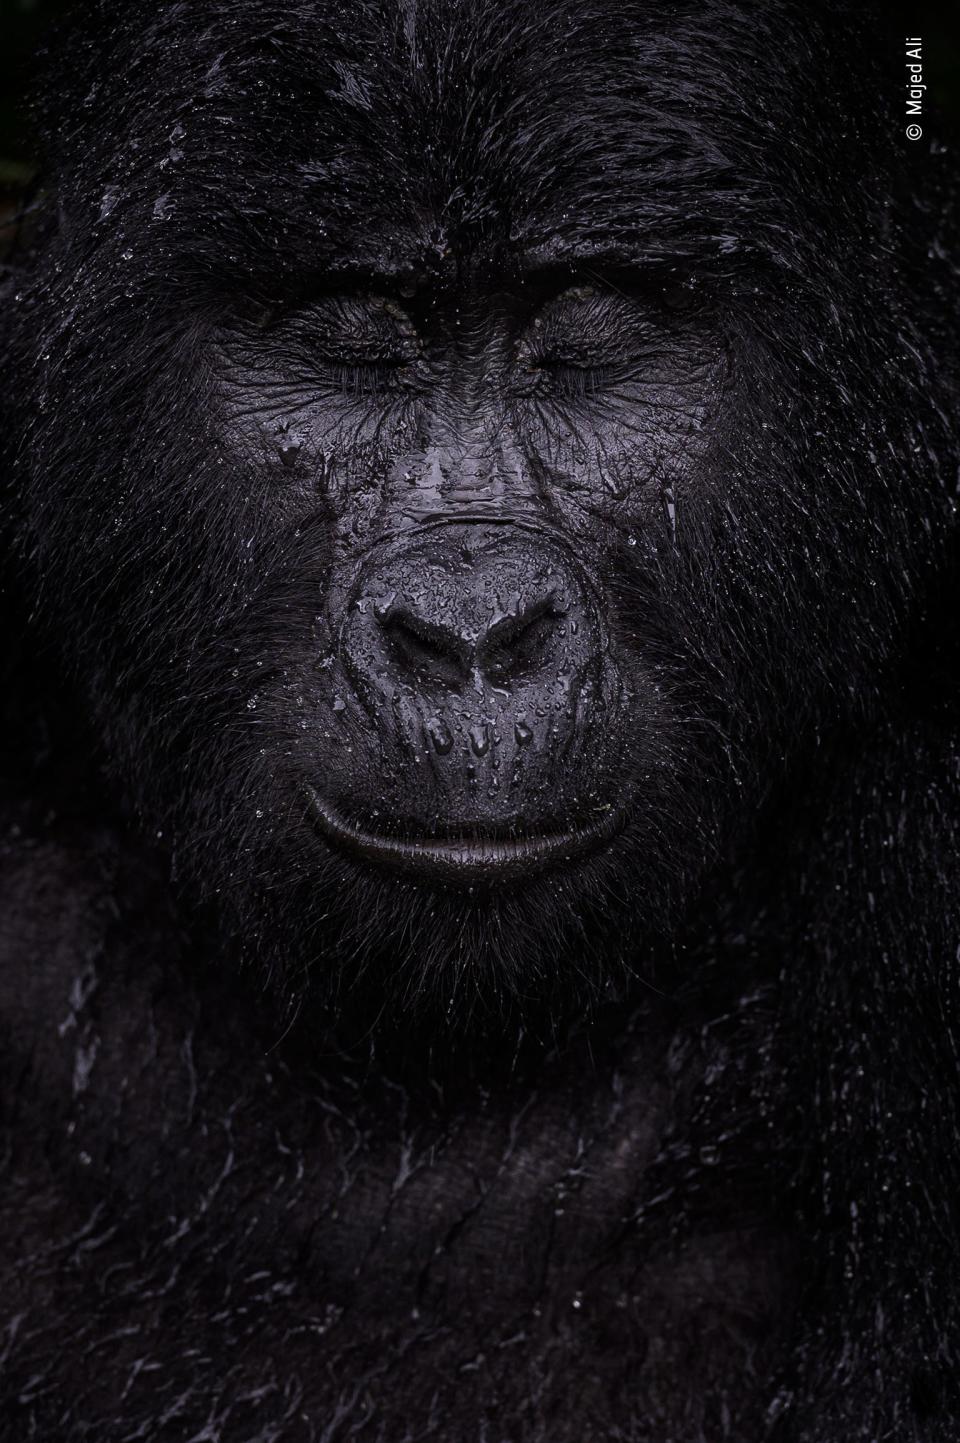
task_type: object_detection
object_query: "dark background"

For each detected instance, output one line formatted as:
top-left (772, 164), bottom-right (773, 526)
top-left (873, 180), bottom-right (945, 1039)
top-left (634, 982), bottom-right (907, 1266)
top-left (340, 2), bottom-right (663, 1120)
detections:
top-left (1, 0), bottom-right (959, 212)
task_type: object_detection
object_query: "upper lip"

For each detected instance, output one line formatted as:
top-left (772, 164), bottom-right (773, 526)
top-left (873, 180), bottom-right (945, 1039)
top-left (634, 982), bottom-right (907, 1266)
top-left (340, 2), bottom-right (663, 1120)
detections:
top-left (305, 789), bottom-right (627, 886)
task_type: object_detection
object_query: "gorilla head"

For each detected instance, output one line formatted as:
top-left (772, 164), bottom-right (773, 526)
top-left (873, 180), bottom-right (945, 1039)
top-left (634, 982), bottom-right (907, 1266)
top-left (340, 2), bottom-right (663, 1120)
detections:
top-left (4, 0), bottom-right (953, 1030)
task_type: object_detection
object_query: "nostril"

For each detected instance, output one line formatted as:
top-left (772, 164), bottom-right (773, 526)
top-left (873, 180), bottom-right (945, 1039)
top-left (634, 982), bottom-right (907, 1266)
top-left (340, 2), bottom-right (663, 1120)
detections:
top-left (481, 592), bottom-right (567, 679)
top-left (381, 605), bottom-right (472, 682)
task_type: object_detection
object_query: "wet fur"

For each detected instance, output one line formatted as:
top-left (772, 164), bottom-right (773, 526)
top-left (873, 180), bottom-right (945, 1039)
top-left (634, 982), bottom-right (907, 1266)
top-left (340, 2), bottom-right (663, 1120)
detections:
top-left (1, 0), bottom-right (960, 1438)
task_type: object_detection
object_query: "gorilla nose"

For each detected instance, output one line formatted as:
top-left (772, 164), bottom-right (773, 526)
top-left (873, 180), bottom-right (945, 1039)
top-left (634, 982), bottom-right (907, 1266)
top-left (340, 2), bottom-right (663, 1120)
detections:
top-left (381, 588), bottom-right (569, 688)
top-left (342, 526), bottom-right (603, 698)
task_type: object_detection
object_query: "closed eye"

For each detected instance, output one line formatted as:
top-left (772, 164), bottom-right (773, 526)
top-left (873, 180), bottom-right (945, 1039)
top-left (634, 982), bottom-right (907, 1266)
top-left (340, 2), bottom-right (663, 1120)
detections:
top-left (229, 292), bottom-right (420, 396)
top-left (520, 282), bottom-right (714, 401)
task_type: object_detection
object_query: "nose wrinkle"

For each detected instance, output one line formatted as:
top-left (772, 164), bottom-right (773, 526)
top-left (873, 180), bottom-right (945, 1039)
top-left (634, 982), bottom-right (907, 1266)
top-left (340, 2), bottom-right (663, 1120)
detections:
top-left (388, 411), bottom-right (542, 525)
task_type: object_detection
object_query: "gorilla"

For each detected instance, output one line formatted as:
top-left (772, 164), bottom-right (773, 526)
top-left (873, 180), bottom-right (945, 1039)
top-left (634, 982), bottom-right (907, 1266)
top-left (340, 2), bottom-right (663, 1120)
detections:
top-left (1, 0), bottom-right (958, 1438)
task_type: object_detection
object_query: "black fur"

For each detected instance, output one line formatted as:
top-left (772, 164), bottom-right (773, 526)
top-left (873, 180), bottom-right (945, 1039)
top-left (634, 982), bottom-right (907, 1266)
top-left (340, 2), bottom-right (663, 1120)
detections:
top-left (1, 1), bottom-right (959, 1438)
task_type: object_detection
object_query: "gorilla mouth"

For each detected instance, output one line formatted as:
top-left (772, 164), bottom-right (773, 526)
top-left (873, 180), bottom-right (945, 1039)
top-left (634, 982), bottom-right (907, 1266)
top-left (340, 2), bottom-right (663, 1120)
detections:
top-left (305, 789), bottom-right (627, 886)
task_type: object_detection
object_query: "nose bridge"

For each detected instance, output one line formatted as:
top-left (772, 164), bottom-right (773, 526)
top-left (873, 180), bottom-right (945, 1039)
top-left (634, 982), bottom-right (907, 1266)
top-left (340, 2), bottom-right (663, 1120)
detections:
top-left (406, 404), bottom-right (541, 515)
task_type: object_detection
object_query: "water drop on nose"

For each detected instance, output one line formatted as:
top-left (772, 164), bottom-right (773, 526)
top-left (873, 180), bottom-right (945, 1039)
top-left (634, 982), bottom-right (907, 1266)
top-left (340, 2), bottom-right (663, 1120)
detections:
top-left (373, 591), bottom-right (397, 622)
top-left (514, 719), bottom-right (533, 746)
top-left (428, 718), bottom-right (453, 754)
top-left (278, 435), bottom-right (302, 467)
top-left (662, 486), bottom-right (677, 536)
top-left (469, 724), bottom-right (490, 757)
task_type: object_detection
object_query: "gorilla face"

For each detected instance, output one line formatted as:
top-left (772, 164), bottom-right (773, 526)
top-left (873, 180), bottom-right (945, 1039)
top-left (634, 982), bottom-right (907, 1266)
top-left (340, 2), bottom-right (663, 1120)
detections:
top-left (7, 0), bottom-right (938, 1025)
top-left (218, 279), bottom-right (718, 887)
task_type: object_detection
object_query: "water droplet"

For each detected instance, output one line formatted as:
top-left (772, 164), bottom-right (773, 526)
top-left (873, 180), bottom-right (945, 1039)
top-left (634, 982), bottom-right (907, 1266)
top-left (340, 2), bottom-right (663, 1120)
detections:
top-left (278, 435), bottom-right (302, 467)
top-left (428, 718), bottom-right (453, 754)
top-left (469, 724), bottom-right (490, 757)
top-left (373, 591), bottom-right (397, 622)
top-left (332, 696), bottom-right (347, 713)
top-left (514, 718), bottom-right (533, 746)
top-left (96, 186), bottom-right (118, 221)
top-left (699, 1144), bottom-right (720, 1167)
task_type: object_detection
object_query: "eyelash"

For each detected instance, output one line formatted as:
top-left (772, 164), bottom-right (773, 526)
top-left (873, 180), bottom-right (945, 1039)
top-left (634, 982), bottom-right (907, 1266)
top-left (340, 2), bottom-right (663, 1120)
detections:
top-left (534, 359), bottom-right (614, 399)
top-left (326, 361), bottom-right (403, 395)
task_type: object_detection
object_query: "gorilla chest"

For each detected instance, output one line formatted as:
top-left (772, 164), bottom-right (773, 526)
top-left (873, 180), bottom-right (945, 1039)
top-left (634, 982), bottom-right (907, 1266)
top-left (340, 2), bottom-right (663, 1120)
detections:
top-left (3, 967), bottom-right (796, 1442)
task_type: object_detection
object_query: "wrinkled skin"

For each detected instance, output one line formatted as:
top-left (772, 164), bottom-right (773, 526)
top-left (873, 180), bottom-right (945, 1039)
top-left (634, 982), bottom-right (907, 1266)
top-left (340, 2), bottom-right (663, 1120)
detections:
top-left (1, 0), bottom-right (959, 1439)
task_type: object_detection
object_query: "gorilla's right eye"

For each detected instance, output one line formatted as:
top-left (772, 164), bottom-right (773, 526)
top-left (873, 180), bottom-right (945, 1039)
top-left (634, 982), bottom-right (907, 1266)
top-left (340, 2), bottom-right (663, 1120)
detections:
top-left (228, 293), bottom-right (420, 395)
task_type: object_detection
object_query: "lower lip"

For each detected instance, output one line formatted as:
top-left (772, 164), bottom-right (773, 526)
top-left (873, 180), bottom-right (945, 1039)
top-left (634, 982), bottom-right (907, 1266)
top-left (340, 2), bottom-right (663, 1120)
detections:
top-left (305, 790), bottom-right (626, 886)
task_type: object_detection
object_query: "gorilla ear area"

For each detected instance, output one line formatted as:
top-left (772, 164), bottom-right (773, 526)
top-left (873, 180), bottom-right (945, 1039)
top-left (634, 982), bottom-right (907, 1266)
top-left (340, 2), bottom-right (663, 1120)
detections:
top-left (1, 4), bottom-right (960, 1436)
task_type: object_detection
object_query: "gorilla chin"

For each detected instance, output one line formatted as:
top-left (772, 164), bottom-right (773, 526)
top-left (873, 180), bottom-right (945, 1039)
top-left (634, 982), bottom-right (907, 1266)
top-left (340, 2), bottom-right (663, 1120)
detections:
top-left (292, 770), bottom-right (652, 1035)
top-left (217, 707), bottom-right (672, 1039)
top-left (282, 838), bottom-right (650, 1045)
